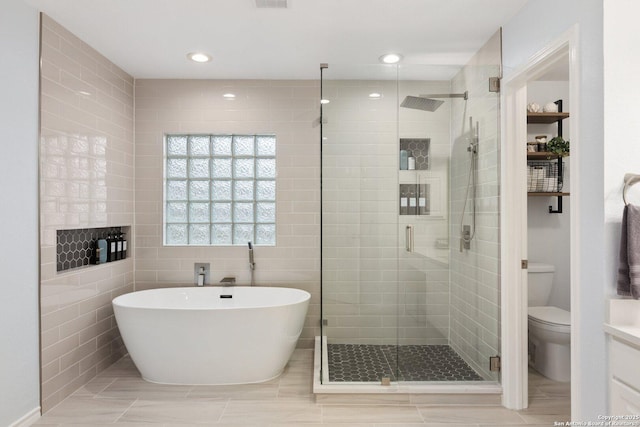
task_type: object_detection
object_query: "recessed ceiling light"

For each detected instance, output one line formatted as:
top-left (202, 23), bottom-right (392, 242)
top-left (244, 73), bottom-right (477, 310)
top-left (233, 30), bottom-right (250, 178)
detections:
top-left (369, 93), bottom-right (382, 99)
top-left (223, 93), bottom-right (236, 99)
top-left (187, 52), bottom-right (211, 63)
top-left (379, 53), bottom-right (402, 64)
top-left (320, 99), bottom-right (330, 104)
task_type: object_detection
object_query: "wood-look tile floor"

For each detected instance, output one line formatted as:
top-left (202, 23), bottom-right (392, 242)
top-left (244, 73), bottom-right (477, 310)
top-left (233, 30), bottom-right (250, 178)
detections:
top-left (35, 350), bottom-right (570, 426)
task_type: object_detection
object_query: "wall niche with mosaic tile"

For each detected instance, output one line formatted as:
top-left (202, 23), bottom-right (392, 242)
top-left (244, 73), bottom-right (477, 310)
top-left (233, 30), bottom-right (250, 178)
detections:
top-left (56, 226), bottom-right (130, 272)
top-left (400, 138), bottom-right (430, 170)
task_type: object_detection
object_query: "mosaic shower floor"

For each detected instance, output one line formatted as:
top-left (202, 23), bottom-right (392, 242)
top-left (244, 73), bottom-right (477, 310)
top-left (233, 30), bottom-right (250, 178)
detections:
top-left (327, 344), bottom-right (484, 382)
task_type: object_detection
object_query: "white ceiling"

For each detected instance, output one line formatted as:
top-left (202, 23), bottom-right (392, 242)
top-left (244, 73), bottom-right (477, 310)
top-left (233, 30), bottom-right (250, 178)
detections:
top-left (26, 0), bottom-right (530, 80)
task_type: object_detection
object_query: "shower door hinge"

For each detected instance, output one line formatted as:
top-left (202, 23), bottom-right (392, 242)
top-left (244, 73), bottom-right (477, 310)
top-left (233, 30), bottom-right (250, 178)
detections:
top-left (489, 77), bottom-right (500, 93)
top-left (489, 356), bottom-right (501, 372)
top-left (321, 319), bottom-right (328, 326)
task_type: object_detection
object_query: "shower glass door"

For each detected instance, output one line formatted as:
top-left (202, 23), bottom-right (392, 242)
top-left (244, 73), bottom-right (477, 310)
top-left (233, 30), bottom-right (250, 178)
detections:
top-left (320, 63), bottom-right (401, 383)
top-left (321, 30), bottom-right (501, 385)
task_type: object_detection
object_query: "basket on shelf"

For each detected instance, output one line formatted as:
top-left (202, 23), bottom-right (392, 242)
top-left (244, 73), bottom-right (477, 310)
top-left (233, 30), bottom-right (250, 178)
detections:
top-left (527, 159), bottom-right (563, 192)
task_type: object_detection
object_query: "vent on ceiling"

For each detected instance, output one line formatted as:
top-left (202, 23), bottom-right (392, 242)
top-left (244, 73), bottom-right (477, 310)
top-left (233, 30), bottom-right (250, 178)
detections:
top-left (255, 0), bottom-right (288, 8)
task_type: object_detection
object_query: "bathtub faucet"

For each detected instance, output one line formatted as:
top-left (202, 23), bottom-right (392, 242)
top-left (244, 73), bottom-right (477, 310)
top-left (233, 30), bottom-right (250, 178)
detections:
top-left (220, 276), bottom-right (236, 286)
top-left (248, 242), bottom-right (255, 286)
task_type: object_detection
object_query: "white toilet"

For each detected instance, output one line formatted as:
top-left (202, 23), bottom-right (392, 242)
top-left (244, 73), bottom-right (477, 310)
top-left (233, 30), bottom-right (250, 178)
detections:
top-left (527, 262), bottom-right (571, 382)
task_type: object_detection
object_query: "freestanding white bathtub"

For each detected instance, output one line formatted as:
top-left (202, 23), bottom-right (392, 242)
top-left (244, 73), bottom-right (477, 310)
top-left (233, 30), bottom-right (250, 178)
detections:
top-left (112, 286), bottom-right (310, 385)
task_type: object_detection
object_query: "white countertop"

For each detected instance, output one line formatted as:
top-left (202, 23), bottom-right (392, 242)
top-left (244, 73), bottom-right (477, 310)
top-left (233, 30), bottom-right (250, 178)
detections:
top-left (604, 299), bottom-right (640, 347)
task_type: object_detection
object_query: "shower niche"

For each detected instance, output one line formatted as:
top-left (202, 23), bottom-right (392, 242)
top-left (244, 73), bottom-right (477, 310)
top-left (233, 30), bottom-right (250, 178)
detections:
top-left (399, 138), bottom-right (430, 170)
top-left (399, 139), bottom-right (431, 215)
top-left (399, 183), bottom-right (430, 215)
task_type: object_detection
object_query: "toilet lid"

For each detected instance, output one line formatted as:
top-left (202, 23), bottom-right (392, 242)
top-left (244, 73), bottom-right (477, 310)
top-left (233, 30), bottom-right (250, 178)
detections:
top-left (528, 306), bottom-right (571, 326)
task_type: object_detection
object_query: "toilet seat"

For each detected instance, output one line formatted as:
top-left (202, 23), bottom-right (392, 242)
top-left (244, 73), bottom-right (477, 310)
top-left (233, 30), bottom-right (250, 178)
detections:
top-left (528, 306), bottom-right (571, 333)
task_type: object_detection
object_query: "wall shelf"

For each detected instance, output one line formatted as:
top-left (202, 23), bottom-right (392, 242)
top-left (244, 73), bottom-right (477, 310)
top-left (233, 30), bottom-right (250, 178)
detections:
top-left (526, 100), bottom-right (569, 213)
top-left (527, 112), bottom-right (570, 124)
top-left (528, 192), bottom-right (570, 197)
top-left (527, 152), bottom-right (561, 160)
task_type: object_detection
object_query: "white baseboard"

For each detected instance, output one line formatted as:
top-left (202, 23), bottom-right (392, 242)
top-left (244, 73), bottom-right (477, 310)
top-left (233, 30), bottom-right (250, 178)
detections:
top-left (9, 407), bottom-right (40, 427)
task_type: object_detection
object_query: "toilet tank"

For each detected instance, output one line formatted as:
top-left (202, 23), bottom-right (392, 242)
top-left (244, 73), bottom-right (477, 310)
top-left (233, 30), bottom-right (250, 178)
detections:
top-left (528, 262), bottom-right (555, 306)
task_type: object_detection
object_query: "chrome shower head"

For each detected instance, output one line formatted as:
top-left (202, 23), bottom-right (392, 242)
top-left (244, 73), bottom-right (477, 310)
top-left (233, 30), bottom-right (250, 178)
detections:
top-left (400, 96), bottom-right (445, 112)
top-left (400, 91), bottom-right (468, 112)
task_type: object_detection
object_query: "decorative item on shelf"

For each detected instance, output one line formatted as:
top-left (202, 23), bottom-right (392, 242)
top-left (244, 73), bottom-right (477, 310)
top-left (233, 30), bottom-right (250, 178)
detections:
top-left (527, 102), bottom-right (541, 113)
top-left (535, 135), bottom-right (547, 152)
top-left (546, 136), bottom-right (570, 157)
top-left (527, 142), bottom-right (538, 152)
top-left (543, 102), bottom-right (559, 113)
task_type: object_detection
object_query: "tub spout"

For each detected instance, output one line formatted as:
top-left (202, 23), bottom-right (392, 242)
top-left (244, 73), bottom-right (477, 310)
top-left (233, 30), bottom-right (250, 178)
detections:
top-left (220, 276), bottom-right (236, 286)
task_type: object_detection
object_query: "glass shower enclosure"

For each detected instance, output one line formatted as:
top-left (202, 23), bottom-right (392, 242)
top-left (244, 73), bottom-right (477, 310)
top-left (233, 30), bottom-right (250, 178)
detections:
top-left (319, 32), bottom-right (501, 386)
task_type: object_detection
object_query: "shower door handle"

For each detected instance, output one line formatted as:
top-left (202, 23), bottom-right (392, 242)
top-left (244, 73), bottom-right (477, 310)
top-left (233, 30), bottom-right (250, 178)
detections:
top-left (405, 225), bottom-right (414, 253)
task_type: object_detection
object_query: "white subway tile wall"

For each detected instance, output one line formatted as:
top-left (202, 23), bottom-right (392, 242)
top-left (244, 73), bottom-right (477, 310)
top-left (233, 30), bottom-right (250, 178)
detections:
top-left (134, 79), bottom-right (320, 347)
top-left (449, 31), bottom-right (502, 380)
top-left (321, 78), bottom-right (451, 345)
top-left (39, 15), bottom-right (135, 411)
top-left (398, 79), bottom-right (453, 346)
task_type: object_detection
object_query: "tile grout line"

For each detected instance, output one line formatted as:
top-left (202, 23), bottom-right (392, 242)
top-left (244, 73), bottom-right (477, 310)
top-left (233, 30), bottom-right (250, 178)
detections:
top-left (112, 396), bottom-right (138, 424)
top-left (216, 398), bottom-right (230, 423)
top-left (91, 377), bottom-right (118, 399)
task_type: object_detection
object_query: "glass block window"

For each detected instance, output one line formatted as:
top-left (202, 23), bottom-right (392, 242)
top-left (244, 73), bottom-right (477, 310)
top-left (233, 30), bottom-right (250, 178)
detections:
top-left (164, 134), bottom-right (276, 246)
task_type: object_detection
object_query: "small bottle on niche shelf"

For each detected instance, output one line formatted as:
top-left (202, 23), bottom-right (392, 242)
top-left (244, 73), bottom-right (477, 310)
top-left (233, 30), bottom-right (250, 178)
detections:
top-left (105, 233), bottom-right (112, 262)
top-left (90, 239), bottom-right (101, 265)
top-left (418, 186), bottom-right (427, 215)
top-left (97, 238), bottom-right (107, 264)
top-left (121, 231), bottom-right (127, 259)
top-left (408, 187), bottom-right (417, 215)
top-left (400, 189), bottom-right (408, 215)
top-left (108, 232), bottom-right (117, 262)
top-left (407, 153), bottom-right (416, 170)
top-left (399, 150), bottom-right (408, 170)
top-left (116, 231), bottom-right (123, 260)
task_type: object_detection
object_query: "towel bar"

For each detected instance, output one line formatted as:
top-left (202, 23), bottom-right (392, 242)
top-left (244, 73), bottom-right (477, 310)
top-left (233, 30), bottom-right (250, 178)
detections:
top-left (623, 173), bottom-right (640, 205)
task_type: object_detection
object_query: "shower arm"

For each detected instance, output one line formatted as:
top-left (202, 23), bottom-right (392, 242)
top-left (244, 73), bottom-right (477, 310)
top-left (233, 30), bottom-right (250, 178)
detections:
top-left (418, 91), bottom-right (468, 100)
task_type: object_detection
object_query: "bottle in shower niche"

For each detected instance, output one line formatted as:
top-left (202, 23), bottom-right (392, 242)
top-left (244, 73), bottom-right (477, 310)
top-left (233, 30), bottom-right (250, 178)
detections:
top-left (400, 187), bottom-right (409, 215)
top-left (408, 187), bottom-right (417, 215)
top-left (107, 232), bottom-right (117, 262)
top-left (407, 152), bottom-right (416, 170)
top-left (418, 184), bottom-right (428, 215)
top-left (97, 238), bottom-right (108, 264)
top-left (121, 231), bottom-right (127, 259)
top-left (105, 233), bottom-right (112, 262)
top-left (90, 239), bottom-right (101, 265)
top-left (399, 150), bottom-right (408, 170)
top-left (116, 231), bottom-right (123, 260)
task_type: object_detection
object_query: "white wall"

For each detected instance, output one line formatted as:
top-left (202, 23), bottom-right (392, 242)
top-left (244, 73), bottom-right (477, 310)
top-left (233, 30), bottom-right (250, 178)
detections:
top-left (527, 81), bottom-right (571, 311)
top-left (0, 0), bottom-right (41, 425)
top-left (603, 0), bottom-right (640, 291)
top-left (503, 0), bottom-right (604, 420)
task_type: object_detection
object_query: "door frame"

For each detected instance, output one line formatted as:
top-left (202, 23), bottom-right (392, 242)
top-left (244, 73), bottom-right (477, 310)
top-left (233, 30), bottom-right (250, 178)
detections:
top-left (500, 25), bottom-right (580, 411)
